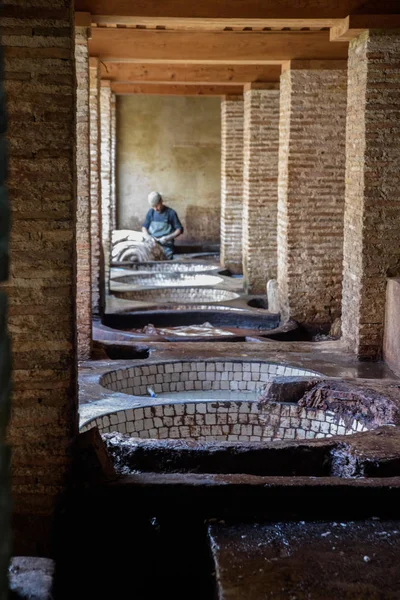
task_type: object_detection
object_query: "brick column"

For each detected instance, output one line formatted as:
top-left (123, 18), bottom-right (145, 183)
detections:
top-left (75, 25), bottom-right (92, 359)
top-left (89, 58), bottom-right (104, 315)
top-left (342, 31), bottom-right (400, 359)
top-left (110, 93), bottom-right (117, 232)
top-left (2, 1), bottom-right (77, 554)
top-left (100, 81), bottom-right (112, 297)
top-left (243, 84), bottom-right (280, 294)
top-left (220, 95), bottom-right (244, 274)
top-left (277, 66), bottom-right (347, 327)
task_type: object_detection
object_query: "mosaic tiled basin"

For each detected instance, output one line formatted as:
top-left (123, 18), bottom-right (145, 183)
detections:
top-left (112, 273), bottom-right (224, 288)
top-left (81, 400), bottom-right (371, 442)
top-left (113, 288), bottom-right (240, 304)
top-left (100, 361), bottom-right (319, 398)
top-left (111, 262), bottom-right (220, 273)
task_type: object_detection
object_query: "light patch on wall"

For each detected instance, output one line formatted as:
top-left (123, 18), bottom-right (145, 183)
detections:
top-left (117, 95), bottom-right (222, 244)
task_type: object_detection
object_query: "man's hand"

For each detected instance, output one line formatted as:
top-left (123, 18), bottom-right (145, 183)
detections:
top-left (157, 235), bottom-right (168, 244)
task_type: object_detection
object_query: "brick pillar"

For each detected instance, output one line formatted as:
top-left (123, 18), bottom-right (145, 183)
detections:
top-left (221, 95), bottom-right (244, 274)
top-left (2, 1), bottom-right (77, 554)
top-left (277, 66), bottom-right (347, 327)
top-left (342, 31), bottom-right (400, 359)
top-left (0, 45), bottom-right (11, 597)
top-left (110, 93), bottom-right (117, 232)
top-left (243, 84), bottom-right (280, 294)
top-left (75, 25), bottom-right (92, 359)
top-left (100, 81), bottom-right (112, 297)
top-left (89, 58), bottom-right (104, 315)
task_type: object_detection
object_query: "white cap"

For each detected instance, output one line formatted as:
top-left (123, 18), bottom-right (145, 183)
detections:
top-left (148, 191), bottom-right (162, 207)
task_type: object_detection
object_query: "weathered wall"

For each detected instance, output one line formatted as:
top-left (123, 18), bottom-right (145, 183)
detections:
top-left (110, 94), bottom-right (117, 232)
top-left (0, 42), bottom-right (11, 599)
top-left (220, 96), bottom-right (244, 274)
top-left (342, 31), bottom-right (400, 359)
top-left (89, 58), bottom-right (103, 315)
top-left (243, 87), bottom-right (280, 294)
top-left (100, 83), bottom-right (112, 296)
top-left (1, 0), bottom-right (77, 554)
top-left (117, 95), bottom-right (221, 244)
top-left (75, 26), bottom-right (91, 359)
top-left (384, 278), bottom-right (400, 377)
top-left (278, 68), bottom-right (347, 326)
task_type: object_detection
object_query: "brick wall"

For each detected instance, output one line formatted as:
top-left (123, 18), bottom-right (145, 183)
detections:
top-left (1, 0), bottom-right (77, 554)
top-left (75, 26), bottom-right (91, 359)
top-left (89, 58), bottom-right (103, 315)
top-left (100, 83), bottom-right (112, 297)
top-left (110, 93), bottom-right (117, 232)
top-left (277, 68), bottom-right (347, 326)
top-left (0, 43), bottom-right (11, 597)
top-left (342, 31), bottom-right (400, 359)
top-left (243, 87), bottom-right (280, 294)
top-left (221, 96), bottom-right (244, 274)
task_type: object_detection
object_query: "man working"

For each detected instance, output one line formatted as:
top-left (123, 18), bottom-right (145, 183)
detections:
top-left (142, 191), bottom-right (183, 259)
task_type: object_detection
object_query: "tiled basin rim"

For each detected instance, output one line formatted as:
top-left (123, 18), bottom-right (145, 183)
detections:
top-left (100, 361), bottom-right (321, 397)
top-left (113, 288), bottom-right (240, 303)
top-left (112, 273), bottom-right (224, 288)
top-left (111, 262), bottom-right (221, 272)
top-left (80, 400), bottom-right (371, 442)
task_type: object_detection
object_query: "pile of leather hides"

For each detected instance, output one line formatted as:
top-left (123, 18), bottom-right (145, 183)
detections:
top-left (111, 230), bottom-right (166, 263)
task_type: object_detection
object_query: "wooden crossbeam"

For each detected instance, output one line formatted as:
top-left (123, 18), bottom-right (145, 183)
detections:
top-left (100, 62), bottom-right (282, 84)
top-left (89, 29), bottom-right (348, 64)
top-left (110, 83), bottom-right (244, 96)
top-left (281, 59), bottom-right (348, 72)
top-left (330, 14), bottom-right (400, 41)
top-left (91, 16), bottom-right (339, 29)
top-left (75, 0), bottom-right (400, 20)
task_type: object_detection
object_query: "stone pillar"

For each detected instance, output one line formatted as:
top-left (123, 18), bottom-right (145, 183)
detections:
top-left (100, 81), bottom-right (112, 298)
top-left (342, 31), bottom-right (400, 359)
top-left (2, 0), bottom-right (77, 554)
top-left (277, 66), bottom-right (347, 327)
top-left (89, 58), bottom-right (104, 315)
top-left (0, 48), bottom-right (11, 598)
top-left (75, 24), bottom-right (92, 360)
top-left (220, 95), bottom-right (244, 274)
top-left (110, 93), bottom-right (117, 232)
top-left (242, 84), bottom-right (280, 294)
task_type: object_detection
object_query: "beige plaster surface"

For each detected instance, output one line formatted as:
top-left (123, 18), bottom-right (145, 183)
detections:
top-left (117, 95), bottom-right (221, 243)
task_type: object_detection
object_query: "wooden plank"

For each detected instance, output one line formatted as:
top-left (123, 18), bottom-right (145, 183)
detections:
top-left (75, 0), bottom-right (400, 20)
top-left (244, 82), bottom-right (280, 91)
top-left (110, 82), bottom-right (243, 96)
top-left (91, 16), bottom-right (340, 29)
top-left (330, 14), bottom-right (400, 41)
top-left (282, 59), bottom-right (348, 72)
top-left (100, 62), bottom-right (282, 83)
top-left (75, 11), bottom-right (92, 26)
top-left (89, 29), bottom-right (348, 63)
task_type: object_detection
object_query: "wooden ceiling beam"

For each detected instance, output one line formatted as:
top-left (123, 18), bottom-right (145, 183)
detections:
top-left (110, 83), bottom-right (243, 96)
top-left (90, 16), bottom-right (339, 29)
top-left (281, 59), bottom-right (348, 71)
top-left (89, 29), bottom-right (348, 63)
top-left (75, 0), bottom-right (400, 19)
top-left (330, 14), bottom-right (400, 41)
top-left (100, 63), bottom-right (282, 84)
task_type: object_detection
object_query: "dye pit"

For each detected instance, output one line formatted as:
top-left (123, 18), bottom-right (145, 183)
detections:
top-left (111, 261), bottom-right (221, 273)
top-left (112, 272), bottom-right (224, 288)
top-left (76, 258), bottom-right (400, 600)
top-left (112, 287), bottom-right (241, 303)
